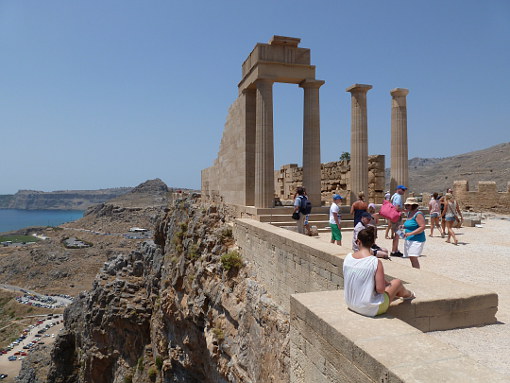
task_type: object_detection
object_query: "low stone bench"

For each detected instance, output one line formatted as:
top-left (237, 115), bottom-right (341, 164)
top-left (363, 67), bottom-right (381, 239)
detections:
top-left (291, 290), bottom-right (508, 382)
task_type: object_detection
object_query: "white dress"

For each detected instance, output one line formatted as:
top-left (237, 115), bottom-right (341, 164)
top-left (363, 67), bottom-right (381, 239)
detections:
top-left (343, 253), bottom-right (384, 317)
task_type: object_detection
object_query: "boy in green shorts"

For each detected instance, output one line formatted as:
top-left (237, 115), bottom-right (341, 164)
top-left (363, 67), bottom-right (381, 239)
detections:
top-left (329, 194), bottom-right (343, 245)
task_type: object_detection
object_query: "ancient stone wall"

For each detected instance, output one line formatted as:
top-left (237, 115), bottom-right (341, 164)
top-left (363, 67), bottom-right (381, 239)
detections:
top-left (453, 180), bottom-right (510, 212)
top-left (202, 98), bottom-right (248, 205)
top-left (274, 155), bottom-right (385, 205)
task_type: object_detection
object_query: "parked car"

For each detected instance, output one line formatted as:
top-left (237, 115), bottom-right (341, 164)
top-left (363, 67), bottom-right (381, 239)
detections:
top-left (0, 373), bottom-right (8, 379)
top-left (7, 356), bottom-right (17, 361)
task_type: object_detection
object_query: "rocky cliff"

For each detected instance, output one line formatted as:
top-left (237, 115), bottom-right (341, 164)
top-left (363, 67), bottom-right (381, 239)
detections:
top-left (24, 195), bottom-right (289, 383)
top-left (2, 188), bottom-right (132, 210)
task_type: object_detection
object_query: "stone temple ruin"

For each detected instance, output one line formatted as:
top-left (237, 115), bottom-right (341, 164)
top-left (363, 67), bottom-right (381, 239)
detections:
top-left (202, 36), bottom-right (503, 382)
top-left (202, 35), bottom-right (411, 207)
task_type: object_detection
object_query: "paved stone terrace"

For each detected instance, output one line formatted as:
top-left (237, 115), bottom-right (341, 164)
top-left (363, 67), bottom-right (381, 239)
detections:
top-left (313, 214), bottom-right (510, 377)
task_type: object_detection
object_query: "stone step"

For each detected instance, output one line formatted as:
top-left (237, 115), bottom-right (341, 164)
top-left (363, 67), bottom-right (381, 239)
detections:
top-left (272, 220), bottom-right (358, 229)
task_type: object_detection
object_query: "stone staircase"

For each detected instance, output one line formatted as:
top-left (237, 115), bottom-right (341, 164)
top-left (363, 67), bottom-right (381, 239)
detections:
top-left (242, 205), bottom-right (360, 232)
top-left (241, 205), bottom-right (429, 232)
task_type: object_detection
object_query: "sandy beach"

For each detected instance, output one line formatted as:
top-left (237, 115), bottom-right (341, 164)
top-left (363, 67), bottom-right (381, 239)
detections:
top-left (316, 214), bottom-right (510, 377)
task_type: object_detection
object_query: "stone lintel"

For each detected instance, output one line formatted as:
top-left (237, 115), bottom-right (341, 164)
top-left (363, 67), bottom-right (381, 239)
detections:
top-left (346, 83), bottom-right (372, 93)
top-left (299, 79), bottom-right (325, 89)
top-left (390, 87), bottom-right (409, 97)
top-left (269, 35), bottom-right (301, 47)
top-left (238, 62), bottom-right (317, 94)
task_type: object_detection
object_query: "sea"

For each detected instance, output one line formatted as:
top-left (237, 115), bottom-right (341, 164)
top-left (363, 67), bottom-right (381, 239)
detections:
top-left (0, 209), bottom-right (84, 233)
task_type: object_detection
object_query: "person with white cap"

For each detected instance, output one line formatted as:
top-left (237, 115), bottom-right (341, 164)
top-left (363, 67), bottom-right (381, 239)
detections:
top-left (352, 212), bottom-right (390, 260)
top-left (329, 194), bottom-right (343, 245)
top-left (402, 197), bottom-right (426, 269)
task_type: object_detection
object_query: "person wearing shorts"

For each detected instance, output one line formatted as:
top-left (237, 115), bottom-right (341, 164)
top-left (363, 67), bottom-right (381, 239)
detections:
top-left (343, 227), bottom-right (415, 317)
top-left (402, 197), bottom-right (426, 269)
top-left (428, 192), bottom-right (444, 237)
top-left (329, 194), bottom-right (343, 245)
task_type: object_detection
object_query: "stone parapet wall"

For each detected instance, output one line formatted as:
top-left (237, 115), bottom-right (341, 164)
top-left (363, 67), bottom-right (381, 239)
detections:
top-left (234, 219), bottom-right (343, 312)
top-left (275, 155), bottom-right (385, 205)
top-left (233, 218), bottom-right (500, 382)
top-left (453, 180), bottom-right (510, 212)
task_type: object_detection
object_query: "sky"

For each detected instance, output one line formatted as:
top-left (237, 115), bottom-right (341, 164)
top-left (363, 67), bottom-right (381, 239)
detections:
top-left (1, 1), bottom-right (509, 194)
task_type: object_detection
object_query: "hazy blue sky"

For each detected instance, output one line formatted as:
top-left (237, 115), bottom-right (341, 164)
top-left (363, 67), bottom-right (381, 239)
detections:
top-left (1, 1), bottom-right (509, 194)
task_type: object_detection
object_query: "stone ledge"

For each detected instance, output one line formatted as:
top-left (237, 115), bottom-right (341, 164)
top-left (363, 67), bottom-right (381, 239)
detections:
top-left (291, 290), bottom-right (508, 382)
top-left (235, 218), bottom-right (498, 331)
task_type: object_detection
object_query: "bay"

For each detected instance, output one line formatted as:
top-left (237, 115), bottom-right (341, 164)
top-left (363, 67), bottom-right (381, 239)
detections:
top-left (0, 209), bottom-right (84, 233)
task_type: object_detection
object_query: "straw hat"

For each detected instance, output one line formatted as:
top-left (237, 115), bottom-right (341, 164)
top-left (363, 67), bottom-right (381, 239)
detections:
top-left (404, 197), bottom-right (419, 206)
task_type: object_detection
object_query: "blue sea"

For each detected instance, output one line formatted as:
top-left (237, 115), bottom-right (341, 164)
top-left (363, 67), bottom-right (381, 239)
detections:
top-left (0, 209), bottom-right (84, 233)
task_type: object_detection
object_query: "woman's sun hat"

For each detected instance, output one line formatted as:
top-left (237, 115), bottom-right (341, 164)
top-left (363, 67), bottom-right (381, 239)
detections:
top-left (404, 197), bottom-right (419, 206)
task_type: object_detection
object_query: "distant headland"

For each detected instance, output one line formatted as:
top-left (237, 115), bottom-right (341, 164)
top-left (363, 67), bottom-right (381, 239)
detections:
top-left (0, 187), bottom-right (132, 210)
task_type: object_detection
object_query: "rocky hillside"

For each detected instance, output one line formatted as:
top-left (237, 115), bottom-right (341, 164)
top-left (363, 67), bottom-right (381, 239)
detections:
top-left (18, 195), bottom-right (289, 383)
top-left (385, 142), bottom-right (510, 194)
top-left (0, 180), bottom-right (170, 295)
top-left (0, 187), bottom-right (132, 210)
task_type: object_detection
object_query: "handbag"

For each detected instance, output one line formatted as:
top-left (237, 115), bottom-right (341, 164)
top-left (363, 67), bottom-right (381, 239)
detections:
top-left (292, 212), bottom-right (300, 220)
top-left (379, 200), bottom-right (401, 223)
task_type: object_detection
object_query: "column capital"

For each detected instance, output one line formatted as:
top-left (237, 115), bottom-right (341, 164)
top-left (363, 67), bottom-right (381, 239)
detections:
top-left (346, 84), bottom-right (372, 93)
top-left (242, 87), bottom-right (256, 95)
top-left (299, 79), bottom-right (325, 89)
top-left (390, 88), bottom-right (409, 97)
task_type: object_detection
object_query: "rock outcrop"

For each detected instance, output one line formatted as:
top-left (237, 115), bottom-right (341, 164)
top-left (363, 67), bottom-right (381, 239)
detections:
top-left (41, 195), bottom-right (289, 383)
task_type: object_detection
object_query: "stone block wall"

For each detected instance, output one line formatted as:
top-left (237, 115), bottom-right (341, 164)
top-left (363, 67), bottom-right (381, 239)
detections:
top-left (234, 219), bottom-right (343, 312)
top-left (453, 180), bottom-right (510, 212)
top-left (275, 155), bottom-right (386, 205)
top-left (202, 97), bottom-right (248, 205)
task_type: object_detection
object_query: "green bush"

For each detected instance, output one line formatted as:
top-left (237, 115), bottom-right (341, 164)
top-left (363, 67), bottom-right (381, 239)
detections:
top-left (148, 366), bottom-right (158, 380)
top-left (124, 375), bottom-right (133, 383)
top-left (155, 355), bottom-right (163, 370)
top-left (137, 356), bottom-right (144, 372)
top-left (220, 250), bottom-right (243, 271)
top-left (212, 327), bottom-right (225, 342)
top-left (187, 243), bottom-right (200, 260)
top-left (220, 250), bottom-right (242, 271)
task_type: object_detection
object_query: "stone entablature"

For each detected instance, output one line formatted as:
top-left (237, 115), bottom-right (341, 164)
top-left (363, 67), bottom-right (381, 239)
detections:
top-left (453, 180), bottom-right (510, 212)
top-left (274, 155), bottom-right (385, 205)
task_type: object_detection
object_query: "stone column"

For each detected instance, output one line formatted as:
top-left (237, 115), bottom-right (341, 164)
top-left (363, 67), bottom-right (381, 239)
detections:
top-left (255, 78), bottom-right (274, 208)
top-left (390, 88), bottom-right (409, 193)
top-left (243, 88), bottom-right (257, 206)
top-left (300, 79), bottom-right (325, 207)
top-left (346, 84), bottom-right (372, 202)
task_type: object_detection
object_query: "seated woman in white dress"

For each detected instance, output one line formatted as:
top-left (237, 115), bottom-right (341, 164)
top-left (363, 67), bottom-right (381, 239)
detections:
top-left (343, 227), bottom-right (415, 317)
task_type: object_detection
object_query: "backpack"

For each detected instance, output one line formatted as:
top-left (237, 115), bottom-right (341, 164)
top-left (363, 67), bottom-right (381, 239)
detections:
top-left (299, 195), bottom-right (312, 215)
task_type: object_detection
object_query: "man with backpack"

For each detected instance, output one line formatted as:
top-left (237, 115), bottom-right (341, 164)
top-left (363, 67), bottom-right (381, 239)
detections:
top-left (293, 187), bottom-right (312, 235)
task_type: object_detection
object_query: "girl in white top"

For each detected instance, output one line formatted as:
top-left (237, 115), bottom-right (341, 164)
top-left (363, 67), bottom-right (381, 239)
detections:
top-left (343, 227), bottom-right (415, 317)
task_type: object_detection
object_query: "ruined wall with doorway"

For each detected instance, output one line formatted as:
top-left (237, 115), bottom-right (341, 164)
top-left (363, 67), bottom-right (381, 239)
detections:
top-left (274, 155), bottom-right (385, 204)
top-left (453, 180), bottom-right (510, 213)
